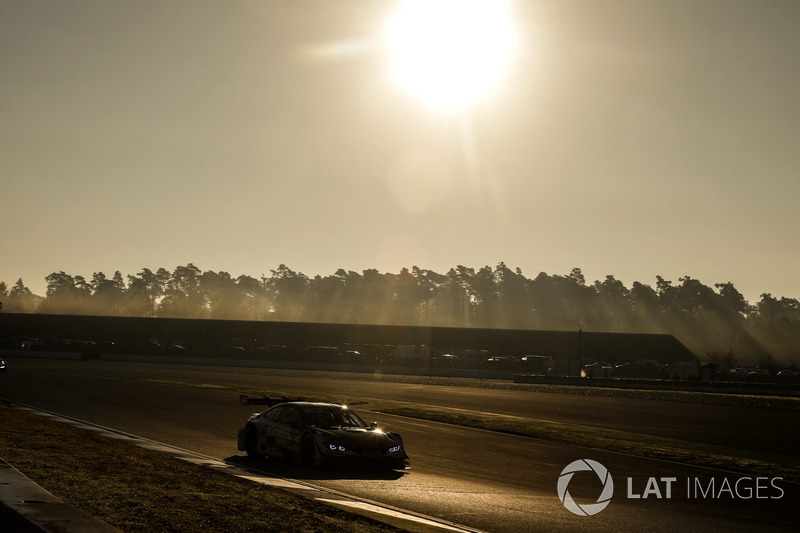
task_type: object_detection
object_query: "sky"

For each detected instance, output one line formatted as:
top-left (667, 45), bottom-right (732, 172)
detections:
top-left (1, 0), bottom-right (799, 304)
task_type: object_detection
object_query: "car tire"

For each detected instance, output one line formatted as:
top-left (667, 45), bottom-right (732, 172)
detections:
top-left (244, 425), bottom-right (259, 458)
top-left (300, 435), bottom-right (317, 466)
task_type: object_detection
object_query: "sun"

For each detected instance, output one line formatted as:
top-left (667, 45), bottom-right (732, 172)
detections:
top-left (385, 0), bottom-right (514, 111)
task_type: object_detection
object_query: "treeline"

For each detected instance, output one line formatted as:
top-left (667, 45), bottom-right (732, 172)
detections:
top-left (2, 263), bottom-right (799, 364)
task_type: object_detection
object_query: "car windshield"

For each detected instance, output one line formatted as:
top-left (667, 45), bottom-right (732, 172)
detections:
top-left (304, 406), bottom-right (367, 428)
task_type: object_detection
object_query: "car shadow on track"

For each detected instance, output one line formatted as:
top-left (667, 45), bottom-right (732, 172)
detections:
top-left (224, 455), bottom-right (409, 481)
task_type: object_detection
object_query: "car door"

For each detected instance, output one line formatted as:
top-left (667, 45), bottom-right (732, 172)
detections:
top-left (258, 405), bottom-right (283, 455)
top-left (274, 405), bottom-right (303, 454)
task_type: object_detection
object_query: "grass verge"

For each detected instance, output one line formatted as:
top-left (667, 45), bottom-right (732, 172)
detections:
top-left (0, 403), bottom-right (399, 533)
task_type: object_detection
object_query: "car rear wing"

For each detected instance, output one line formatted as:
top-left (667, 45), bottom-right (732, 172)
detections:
top-left (239, 394), bottom-right (307, 407)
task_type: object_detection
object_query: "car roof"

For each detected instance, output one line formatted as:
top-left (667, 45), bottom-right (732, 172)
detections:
top-left (271, 401), bottom-right (347, 409)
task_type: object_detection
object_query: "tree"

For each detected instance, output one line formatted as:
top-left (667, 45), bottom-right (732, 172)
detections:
top-left (352, 269), bottom-right (392, 324)
top-left (529, 272), bottom-right (558, 329)
top-left (4, 279), bottom-right (40, 313)
top-left (90, 271), bottom-right (125, 315)
top-left (568, 267), bottom-right (586, 287)
top-left (40, 272), bottom-right (92, 314)
top-left (715, 282), bottom-right (749, 318)
top-left (674, 276), bottom-right (718, 319)
top-left (306, 269), bottom-right (354, 323)
top-left (385, 267), bottom-right (419, 325)
top-left (125, 268), bottom-right (168, 317)
top-left (411, 266), bottom-right (441, 326)
top-left (159, 264), bottom-right (205, 318)
top-left (200, 270), bottom-right (239, 319)
top-left (494, 263), bottom-right (533, 329)
top-left (629, 282), bottom-right (661, 331)
top-left (593, 275), bottom-right (633, 331)
top-left (236, 274), bottom-right (269, 320)
top-left (527, 269), bottom-right (593, 330)
top-left (430, 267), bottom-right (473, 327)
top-left (755, 293), bottom-right (800, 325)
top-left (264, 265), bottom-right (309, 321)
top-left (467, 265), bottom-right (498, 327)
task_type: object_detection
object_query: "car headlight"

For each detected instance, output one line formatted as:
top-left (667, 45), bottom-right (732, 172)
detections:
top-left (328, 444), bottom-right (346, 452)
top-left (389, 445), bottom-right (401, 453)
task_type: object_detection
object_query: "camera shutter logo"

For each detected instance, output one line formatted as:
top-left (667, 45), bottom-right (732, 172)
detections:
top-left (557, 459), bottom-right (614, 516)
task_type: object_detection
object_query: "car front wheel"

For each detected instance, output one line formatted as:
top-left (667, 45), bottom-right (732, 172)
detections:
top-left (300, 435), bottom-right (319, 466)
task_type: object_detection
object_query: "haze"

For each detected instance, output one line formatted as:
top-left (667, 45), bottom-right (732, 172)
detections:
top-left (1, 0), bottom-right (799, 304)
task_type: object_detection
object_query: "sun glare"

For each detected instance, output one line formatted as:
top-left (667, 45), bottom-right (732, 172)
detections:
top-left (386, 0), bottom-right (514, 110)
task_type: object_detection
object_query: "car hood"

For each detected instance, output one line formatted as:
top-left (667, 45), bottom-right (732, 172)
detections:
top-left (315, 427), bottom-right (396, 448)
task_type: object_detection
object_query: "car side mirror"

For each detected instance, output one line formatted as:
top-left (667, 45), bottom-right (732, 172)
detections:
top-left (369, 421), bottom-right (379, 430)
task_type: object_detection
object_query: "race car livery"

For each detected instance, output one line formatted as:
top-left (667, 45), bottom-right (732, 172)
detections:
top-left (237, 395), bottom-right (409, 469)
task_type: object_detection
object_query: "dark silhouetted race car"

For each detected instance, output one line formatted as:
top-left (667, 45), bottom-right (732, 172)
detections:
top-left (237, 395), bottom-right (409, 469)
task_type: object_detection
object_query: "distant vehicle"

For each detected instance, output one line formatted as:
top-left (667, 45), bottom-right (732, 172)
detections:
top-left (748, 369), bottom-right (771, 377)
top-left (458, 349), bottom-right (490, 368)
top-left (518, 355), bottom-right (553, 374)
top-left (237, 395), bottom-right (409, 470)
top-left (342, 350), bottom-right (364, 363)
top-left (0, 359), bottom-right (5, 372)
top-left (582, 361), bottom-right (614, 378)
top-left (486, 356), bottom-right (519, 370)
top-left (430, 353), bottom-right (459, 367)
top-left (777, 369), bottom-right (795, 377)
top-left (220, 346), bottom-right (247, 356)
top-left (387, 344), bottom-right (430, 364)
top-left (300, 346), bottom-right (340, 362)
top-left (614, 361), bottom-right (662, 379)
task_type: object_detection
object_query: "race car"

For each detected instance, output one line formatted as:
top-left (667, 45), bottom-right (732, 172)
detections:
top-left (237, 395), bottom-right (409, 469)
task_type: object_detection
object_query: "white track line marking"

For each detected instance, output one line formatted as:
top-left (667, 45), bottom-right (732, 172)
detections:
top-left (317, 498), bottom-right (468, 531)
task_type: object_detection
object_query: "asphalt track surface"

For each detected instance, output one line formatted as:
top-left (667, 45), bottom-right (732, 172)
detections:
top-left (1, 358), bottom-right (798, 533)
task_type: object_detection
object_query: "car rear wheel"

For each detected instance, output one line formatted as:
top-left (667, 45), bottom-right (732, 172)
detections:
top-left (244, 425), bottom-right (259, 458)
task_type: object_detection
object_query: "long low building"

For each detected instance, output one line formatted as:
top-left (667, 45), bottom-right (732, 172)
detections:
top-left (0, 312), bottom-right (696, 365)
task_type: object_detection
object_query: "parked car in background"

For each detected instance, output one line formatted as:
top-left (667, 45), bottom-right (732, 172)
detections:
top-left (582, 361), bottom-right (614, 378)
top-left (728, 368), bottom-right (749, 378)
top-left (485, 356), bottom-right (519, 371)
top-left (518, 355), bottom-right (554, 374)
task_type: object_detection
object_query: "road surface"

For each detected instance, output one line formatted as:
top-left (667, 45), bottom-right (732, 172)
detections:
top-left (0, 358), bottom-right (797, 532)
